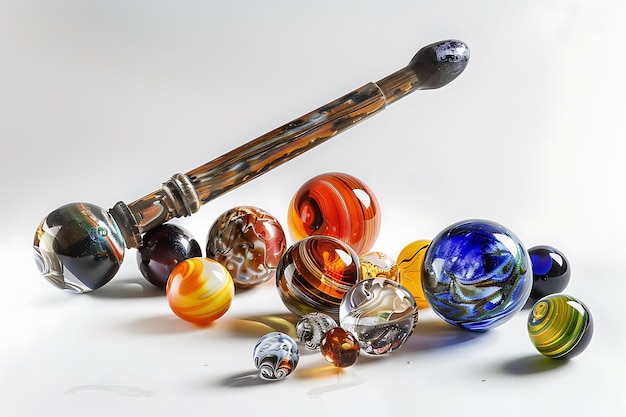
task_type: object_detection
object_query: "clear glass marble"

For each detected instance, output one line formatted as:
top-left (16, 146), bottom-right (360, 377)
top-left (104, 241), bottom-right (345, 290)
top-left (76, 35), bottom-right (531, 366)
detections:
top-left (253, 332), bottom-right (300, 381)
top-left (339, 278), bottom-right (418, 355)
top-left (296, 312), bottom-right (338, 350)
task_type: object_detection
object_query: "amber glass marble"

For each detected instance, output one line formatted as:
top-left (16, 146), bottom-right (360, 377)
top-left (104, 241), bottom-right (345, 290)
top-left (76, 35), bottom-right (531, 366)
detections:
top-left (166, 258), bottom-right (235, 325)
top-left (287, 172), bottom-right (381, 255)
top-left (397, 240), bottom-right (431, 310)
top-left (206, 206), bottom-right (287, 288)
top-left (276, 235), bottom-right (361, 320)
top-left (320, 327), bottom-right (360, 368)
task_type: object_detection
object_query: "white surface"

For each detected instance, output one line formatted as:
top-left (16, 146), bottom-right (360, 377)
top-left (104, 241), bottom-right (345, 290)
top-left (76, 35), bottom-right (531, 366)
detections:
top-left (1, 1), bottom-right (625, 415)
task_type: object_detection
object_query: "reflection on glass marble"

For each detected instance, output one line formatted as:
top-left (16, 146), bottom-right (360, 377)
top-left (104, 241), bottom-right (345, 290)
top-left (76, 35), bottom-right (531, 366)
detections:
top-left (33, 202), bottom-right (125, 293)
top-left (422, 219), bottom-right (532, 331)
top-left (287, 172), bottom-right (381, 255)
top-left (396, 239), bottom-right (431, 309)
top-left (207, 206), bottom-right (287, 288)
top-left (360, 251), bottom-right (399, 280)
top-left (320, 327), bottom-right (360, 368)
top-left (296, 312), bottom-right (338, 350)
top-left (528, 294), bottom-right (593, 359)
top-left (137, 224), bottom-right (202, 288)
top-left (528, 245), bottom-right (570, 300)
top-left (276, 235), bottom-right (361, 320)
top-left (253, 332), bottom-right (300, 381)
top-left (339, 278), bottom-right (417, 354)
top-left (166, 258), bottom-right (235, 325)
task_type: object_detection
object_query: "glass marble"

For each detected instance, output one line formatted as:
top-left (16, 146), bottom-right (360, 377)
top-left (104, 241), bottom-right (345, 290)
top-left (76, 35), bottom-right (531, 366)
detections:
top-left (319, 327), bottom-right (360, 368)
top-left (136, 224), bottom-right (203, 288)
top-left (33, 202), bottom-right (125, 293)
top-left (396, 239), bottom-right (431, 310)
top-left (528, 294), bottom-right (593, 359)
top-left (339, 278), bottom-right (417, 355)
top-left (253, 332), bottom-right (300, 381)
top-left (166, 257), bottom-right (235, 325)
top-left (287, 172), bottom-right (381, 255)
top-left (276, 235), bottom-right (361, 320)
top-left (528, 245), bottom-right (570, 300)
top-left (360, 251), bottom-right (398, 281)
top-left (296, 312), bottom-right (338, 350)
top-left (206, 206), bottom-right (287, 288)
top-left (422, 219), bottom-right (532, 331)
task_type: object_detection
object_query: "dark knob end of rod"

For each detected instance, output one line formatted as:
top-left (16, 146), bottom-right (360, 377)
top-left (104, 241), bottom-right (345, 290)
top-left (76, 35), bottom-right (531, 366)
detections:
top-left (409, 40), bottom-right (470, 90)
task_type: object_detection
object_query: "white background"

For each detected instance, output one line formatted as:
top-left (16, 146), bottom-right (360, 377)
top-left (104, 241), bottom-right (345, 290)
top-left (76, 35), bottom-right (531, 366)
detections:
top-left (2, 1), bottom-right (624, 415)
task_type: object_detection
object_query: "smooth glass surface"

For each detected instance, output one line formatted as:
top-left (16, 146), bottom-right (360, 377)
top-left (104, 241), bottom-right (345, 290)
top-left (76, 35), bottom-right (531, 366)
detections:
top-left (253, 332), bottom-right (299, 381)
top-left (33, 203), bottom-right (125, 293)
top-left (422, 220), bottom-right (532, 331)
top-left (166, 258), bottom-right (235, 325)
top-left (339, 278), bottom-right (417, 355)
top-left (276, 235), bottom-right (361, 320)
top-left (287, 172), bottom-right (381, 255)
top-left (528, 245), bottom-right (570, 300)
top-left (528, 294), bottom-right (593, 359)
top-left (137, 223), bottom-right (202, 288)
top-left (206, 206), bottom-right (286, 288)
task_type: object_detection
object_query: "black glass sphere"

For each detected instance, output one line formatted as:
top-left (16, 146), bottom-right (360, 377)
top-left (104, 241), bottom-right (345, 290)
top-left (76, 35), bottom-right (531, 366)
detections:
top-left (528, 245), bottom-right (570, 300)
top-left (137, 223), bottom-right (203, 288)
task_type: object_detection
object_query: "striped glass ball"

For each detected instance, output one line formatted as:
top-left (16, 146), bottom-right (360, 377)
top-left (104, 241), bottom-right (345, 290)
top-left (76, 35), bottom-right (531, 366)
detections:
top-left (287, 172), bottom-right (381, 255)
top-left (276, 235), bottom-right (361, 321)
top-left (527, 294), bottom-right (593, 359)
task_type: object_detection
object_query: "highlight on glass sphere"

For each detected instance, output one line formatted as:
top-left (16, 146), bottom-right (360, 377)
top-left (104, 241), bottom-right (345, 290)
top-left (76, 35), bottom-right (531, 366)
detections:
top-left (287, 172), bottom-right (381, 255)
top-left (33, 202), bottom-right (125, 293)
top-left (137, 223), bottom-right (203, 289)
top-left (206, 205), bottom-right (287, 288)
top-left (527, 293), bottom-right (593, 359)
top-left (166, 257), bottom-right (235, 325)
top-left (422, 219), bottom-right (532, 331)
top-left (528, 245), bottom-right (570, 300)
top-left (275, 235), bottom-right (361, 320)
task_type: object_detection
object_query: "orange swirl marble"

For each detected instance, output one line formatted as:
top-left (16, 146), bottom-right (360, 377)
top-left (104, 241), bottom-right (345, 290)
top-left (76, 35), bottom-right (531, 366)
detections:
top-left (287, 172), bottom-right (381, 255)
top-left (166, 258), bottom-right (235, 325)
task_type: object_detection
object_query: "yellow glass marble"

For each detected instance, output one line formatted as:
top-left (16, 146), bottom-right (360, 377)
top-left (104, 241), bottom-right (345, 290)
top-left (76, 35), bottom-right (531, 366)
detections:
top-left (396, 239), bottom-right (430, 310)
top-left (528, 294), bottom-right (593, 359)
top-left (166, 257), bottom-right (235, 325)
